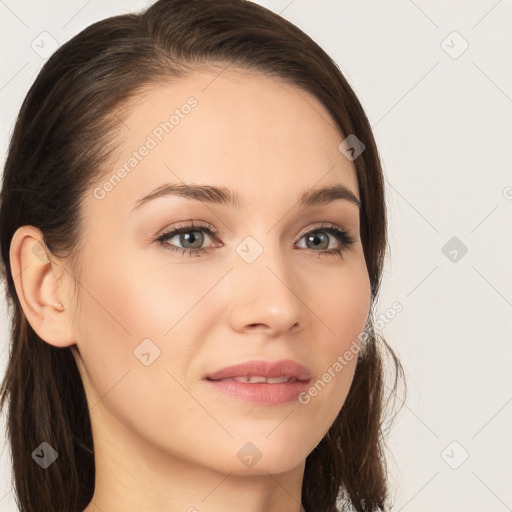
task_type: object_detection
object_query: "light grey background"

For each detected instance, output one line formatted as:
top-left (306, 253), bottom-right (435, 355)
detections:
top-left (1, 1), bottom-right (511, 511)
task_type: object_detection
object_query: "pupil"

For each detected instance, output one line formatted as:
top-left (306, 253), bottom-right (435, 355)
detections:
top-left (182, 231), bottom-right (203, 248)
top-left (308, 232), bottom-right (327, 250)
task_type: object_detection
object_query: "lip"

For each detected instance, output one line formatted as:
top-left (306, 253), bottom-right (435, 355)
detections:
top-left (205, 359), bottom-right (312, 382)
top-left (204, 359), bottom-right (312, 405)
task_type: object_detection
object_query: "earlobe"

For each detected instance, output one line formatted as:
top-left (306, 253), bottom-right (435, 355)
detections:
top-left (9, 225), bottom-right (75, 348)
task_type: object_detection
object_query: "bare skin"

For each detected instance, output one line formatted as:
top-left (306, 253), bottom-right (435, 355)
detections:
top-left (10, 68), bottom-right (371, 512)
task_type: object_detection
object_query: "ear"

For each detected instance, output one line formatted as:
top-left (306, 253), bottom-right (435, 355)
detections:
top-left (9, 225), bottom-right (76, 348)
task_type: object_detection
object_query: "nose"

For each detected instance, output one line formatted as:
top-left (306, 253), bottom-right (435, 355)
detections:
top-left (226, 240), bottom-right (307, 336)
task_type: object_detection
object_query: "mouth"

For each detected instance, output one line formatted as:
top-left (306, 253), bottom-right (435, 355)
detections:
top-left (204, 358), bottom-right (311, 382)
top-left (203, 359), bottom-right (312, 405)
top-left (206, 375), bottom-right (304, 384)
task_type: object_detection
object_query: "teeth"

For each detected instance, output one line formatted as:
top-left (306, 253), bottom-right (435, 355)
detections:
top-left (215, 376), bottom-right (297, 384)
top-left (265, 377), bottom-right (287, 384)
top-left (246, 376), bottom-right (267, 384)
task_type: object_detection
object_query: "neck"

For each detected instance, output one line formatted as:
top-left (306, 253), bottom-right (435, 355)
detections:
top-left (83, 403), bottom-right (307, 512)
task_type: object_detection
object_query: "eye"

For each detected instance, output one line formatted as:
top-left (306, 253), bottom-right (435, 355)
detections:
top-left (295, 222), bottom-right (356, 259)
top-left (155, 221), bottom-right (356, 259)
top-left (155, 221), bottom-right (219, 257)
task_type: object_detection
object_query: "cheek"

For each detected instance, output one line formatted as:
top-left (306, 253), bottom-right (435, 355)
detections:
top-left (77, 246), bottom-right (200, 344)
top-left (72, 245), bottom-right (216, 404)
top-left (71, 252), bottom-right (164, 400)
top-left (298, 259), bottom-right (370, 418)
top-left (308, 257), bottom-right (371, 351)
top-left (72, 256), bottom-right (202, 450)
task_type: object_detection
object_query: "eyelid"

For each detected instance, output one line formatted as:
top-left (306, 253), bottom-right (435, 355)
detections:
top-left (296, 221), bottom-right (346, 238)
top-left (156, 220), bottom-right (353, 240)
top-left (155, 220), bottom-right (357, 260)
top-left (156, 220), bottom-right (217, 238)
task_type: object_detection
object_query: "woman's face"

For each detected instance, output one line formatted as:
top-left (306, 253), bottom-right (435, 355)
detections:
top-left (69, 68), bottom-right (371, 476)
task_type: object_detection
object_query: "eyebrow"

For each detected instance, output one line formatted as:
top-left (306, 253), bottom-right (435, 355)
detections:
top-left (130, 182), bottom-right (361, 212)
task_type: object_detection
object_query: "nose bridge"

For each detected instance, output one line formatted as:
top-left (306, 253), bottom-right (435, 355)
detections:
top-left (235, 229), bottom-right (291, 287)
top-left (228, 230), bottom-right (305, 331)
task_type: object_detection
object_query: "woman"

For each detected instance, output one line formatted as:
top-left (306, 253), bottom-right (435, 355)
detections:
top-left (0, 1), bottom-right (404, 511)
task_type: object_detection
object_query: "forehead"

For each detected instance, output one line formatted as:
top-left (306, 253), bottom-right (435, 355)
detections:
top-left (90, 68), bottom-right (359, 217)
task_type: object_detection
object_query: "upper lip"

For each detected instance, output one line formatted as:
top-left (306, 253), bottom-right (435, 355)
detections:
top-left (205, 359), bottom-right (311, 382)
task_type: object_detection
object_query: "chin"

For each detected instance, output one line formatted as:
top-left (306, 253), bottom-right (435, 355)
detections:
top-left (223, 437), bottom-right (311, 476)
top-left (228, 455), bottom-right (306, 477)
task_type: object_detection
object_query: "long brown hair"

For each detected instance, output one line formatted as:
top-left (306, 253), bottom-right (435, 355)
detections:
top-left (0, 1), bottom-right (405, 511)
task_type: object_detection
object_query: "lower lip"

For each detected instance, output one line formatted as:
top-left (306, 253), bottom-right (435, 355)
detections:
top-left (204, 379), bottom-right (310, 405)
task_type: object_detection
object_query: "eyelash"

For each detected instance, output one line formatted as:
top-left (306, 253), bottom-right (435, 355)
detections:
top-left (155, 221), bottom-right (356, 259)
